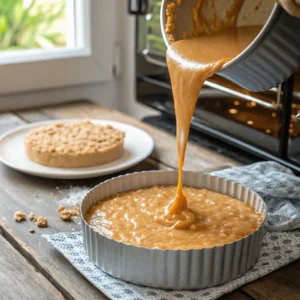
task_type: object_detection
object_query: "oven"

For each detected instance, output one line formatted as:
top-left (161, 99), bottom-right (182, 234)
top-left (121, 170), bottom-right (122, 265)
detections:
top-left (129, 0), bottom-right (300, 173)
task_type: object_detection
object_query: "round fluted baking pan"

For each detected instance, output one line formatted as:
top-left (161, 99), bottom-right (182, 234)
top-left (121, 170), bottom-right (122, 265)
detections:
top-left (81, 171), bottom-right (267, 290)
top-left (161, 1), bottom-right (300, 92)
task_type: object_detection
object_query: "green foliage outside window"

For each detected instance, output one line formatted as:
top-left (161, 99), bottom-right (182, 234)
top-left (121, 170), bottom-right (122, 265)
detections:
top-left (0, 0), bottom-right (66, 51)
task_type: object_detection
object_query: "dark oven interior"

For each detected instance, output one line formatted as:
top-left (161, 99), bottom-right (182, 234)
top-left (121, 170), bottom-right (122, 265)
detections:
top-left (134, 0), bottom-right (300, 173)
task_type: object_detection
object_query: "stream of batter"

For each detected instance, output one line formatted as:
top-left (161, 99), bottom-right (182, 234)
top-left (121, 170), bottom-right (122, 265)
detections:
top-left (164, 0), bottom-right (262, 228)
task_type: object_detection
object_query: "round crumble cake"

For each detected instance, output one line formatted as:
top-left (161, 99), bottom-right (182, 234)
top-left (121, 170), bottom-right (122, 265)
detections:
top-left (25, 121), bottom-right (125, 168)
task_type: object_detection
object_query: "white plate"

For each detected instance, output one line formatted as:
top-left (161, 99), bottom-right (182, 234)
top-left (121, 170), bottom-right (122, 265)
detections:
top-left (0, 119), bottom-right (154, 179)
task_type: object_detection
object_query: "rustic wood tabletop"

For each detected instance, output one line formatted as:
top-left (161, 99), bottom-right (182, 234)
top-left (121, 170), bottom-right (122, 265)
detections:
top-left (0, 101), bottom-right (299, 300)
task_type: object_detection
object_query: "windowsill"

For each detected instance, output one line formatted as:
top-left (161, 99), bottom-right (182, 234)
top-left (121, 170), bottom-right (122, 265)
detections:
top-left (0, 47), bottom-right (91, 65)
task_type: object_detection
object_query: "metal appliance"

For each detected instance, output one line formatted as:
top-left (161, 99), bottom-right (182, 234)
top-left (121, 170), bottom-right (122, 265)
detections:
top-left (128, 0), bottom-right (300, 173)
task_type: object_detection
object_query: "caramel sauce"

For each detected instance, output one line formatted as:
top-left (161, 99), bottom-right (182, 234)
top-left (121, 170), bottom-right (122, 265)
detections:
top-left (165, 26), bottom-right (261, 224)
top-left (85, 186), bottom-right (264, 249)
top-left (164, 0), bottom-right (262, 227)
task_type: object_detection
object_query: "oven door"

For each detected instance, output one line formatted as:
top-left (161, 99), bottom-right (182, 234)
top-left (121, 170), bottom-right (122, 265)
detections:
top-left (136, 0), bottom-right (166, 68)
top-left (134, 0), bottom-right (300, 173)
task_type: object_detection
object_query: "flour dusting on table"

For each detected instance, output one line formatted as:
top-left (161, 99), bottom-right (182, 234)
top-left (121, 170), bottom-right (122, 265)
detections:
top-left (56, 184), bottom-right (91, 206)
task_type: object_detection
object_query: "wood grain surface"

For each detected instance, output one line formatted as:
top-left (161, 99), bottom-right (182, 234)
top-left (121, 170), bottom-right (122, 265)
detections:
top-left (0, 101), bottom-right (298, 300)
top-left (0, 235), bottom-right (63, 300)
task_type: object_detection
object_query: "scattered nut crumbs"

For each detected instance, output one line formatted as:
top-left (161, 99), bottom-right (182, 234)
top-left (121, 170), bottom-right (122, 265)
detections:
top-left (28, 212), bottom-right (37, 222)
top-left (59, 210), bottom-right (72, 221)
top-left (59, 206), bottom-right (80, 221)
top-left (74, 206), bottom-right (80, 213)
top-left (70, 206), bottom-right (80, 216)
top-left (14, 212), bottom-right (26, 222)
top-left (29, 229), bottom-right (35, 233)
top-left (57, 205), bottom-right (65, 212)
top-left (36, 216), bottom-right (47, 228)
top-left (14, 205), bottom-right (79, 227)
top-left (29, 212), bottom-right (47, 227)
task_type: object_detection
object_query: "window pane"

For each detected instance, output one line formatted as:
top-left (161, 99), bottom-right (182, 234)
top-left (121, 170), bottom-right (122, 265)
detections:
top-left (0, 0), bottom-right (68, 51)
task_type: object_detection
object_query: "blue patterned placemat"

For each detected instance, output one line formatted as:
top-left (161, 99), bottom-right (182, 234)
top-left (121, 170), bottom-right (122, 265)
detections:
top-left (43, 230), bottom-right (300, 300)
top-left (43, 162), bottom-right (300, 299)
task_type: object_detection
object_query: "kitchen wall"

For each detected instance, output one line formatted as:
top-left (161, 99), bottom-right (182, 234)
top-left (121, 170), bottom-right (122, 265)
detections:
top-left (116, 2), bottom-right (158, 119)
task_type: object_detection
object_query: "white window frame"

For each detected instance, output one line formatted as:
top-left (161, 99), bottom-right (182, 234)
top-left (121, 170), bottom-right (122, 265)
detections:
top-left (0, 0), bottom-right (116, 95)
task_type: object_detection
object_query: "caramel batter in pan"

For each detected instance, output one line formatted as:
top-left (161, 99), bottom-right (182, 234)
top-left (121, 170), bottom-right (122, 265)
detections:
top-left (85, 186), bottom-right (263, 250)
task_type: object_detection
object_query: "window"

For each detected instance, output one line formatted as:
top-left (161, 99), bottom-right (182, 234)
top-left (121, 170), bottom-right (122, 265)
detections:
top-left (0, 0), bottom-right (68, 52)
top-left (0, 0), bottom-right (117, 95)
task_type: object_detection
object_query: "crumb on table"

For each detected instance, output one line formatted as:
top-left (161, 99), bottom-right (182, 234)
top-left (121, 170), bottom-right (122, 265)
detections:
top-left (36, 216), bottom-right (48, 227)
top-left (59, 210), bottom-right (72, 221)
top-left (74, 206), bottom-right (80, 213)
top-left (57, 205), bottom-right (65, 212)
top-left (28, 212), bottom-right (37, 222)
top-left (69, 207), bottom-right (80, 216)
top-left (59, 206), bottom-right (80, 221)
top-left (29, 228), bottom-right (35, 233)
top-left (14, 212), bottom-right (26, 222)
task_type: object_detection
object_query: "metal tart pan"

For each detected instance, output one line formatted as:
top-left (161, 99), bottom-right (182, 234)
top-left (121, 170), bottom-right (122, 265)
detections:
top-left (81, 171), bottom-right (267, 289)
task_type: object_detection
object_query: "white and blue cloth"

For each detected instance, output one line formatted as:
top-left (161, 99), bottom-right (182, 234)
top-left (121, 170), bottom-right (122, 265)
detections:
top-left (43, 162), bottom-right (300, 300)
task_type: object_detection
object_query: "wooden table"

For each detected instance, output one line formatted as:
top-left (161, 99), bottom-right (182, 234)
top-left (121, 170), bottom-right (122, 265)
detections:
top-left (0, 101), bottom-right (299, 300)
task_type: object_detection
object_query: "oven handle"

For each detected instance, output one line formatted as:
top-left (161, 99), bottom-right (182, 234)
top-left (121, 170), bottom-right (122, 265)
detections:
top-left (205, 81), bottom-right (282, 110)
top-left (128, 0), bottom-right (148, 15)
top-left (143, 52), bottom-right (283, 110)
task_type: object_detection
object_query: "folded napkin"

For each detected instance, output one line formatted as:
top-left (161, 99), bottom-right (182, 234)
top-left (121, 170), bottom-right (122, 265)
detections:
top-left (212, 162), bottom-right (300, 231)
top-left (43, 162), bottom-right (300, 300)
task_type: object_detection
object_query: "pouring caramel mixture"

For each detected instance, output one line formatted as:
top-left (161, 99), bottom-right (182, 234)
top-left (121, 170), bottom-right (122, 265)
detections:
top-left (165, 0), bottom-right (262, 223)
top-left (85, 186), bottom-right (264, 250)
top-left (166, 27), bottom-right (261, 219)
top-left (84, 0), bottom-right (265, 250)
